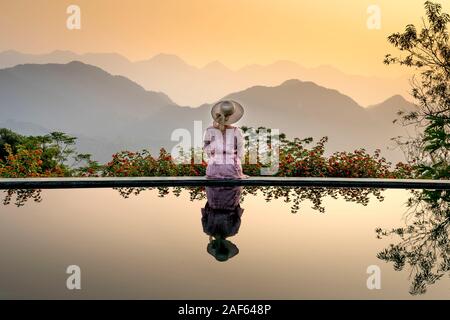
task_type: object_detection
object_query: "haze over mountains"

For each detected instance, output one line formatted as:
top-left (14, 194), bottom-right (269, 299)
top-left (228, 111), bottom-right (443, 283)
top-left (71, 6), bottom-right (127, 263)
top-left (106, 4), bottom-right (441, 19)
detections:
top-left (0, 61), bottom-right (416, 163)
top-left (0, 50), bottom-right (411, 107)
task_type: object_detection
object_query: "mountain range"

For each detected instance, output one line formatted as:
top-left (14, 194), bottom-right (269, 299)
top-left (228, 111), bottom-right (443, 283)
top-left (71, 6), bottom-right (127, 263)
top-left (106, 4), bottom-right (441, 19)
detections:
top-left (0, 61), bottom-right (416, 163)
top-left (0, 50), bottom-right (411, 107)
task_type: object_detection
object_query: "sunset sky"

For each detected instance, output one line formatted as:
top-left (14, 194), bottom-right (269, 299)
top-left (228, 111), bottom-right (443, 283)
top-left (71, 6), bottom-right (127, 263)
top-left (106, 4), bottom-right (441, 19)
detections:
top-left (0, 0), bottom-right (447, 77)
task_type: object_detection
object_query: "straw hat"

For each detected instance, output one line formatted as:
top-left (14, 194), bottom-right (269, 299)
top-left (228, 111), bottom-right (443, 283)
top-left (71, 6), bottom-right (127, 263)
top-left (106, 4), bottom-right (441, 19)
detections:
top-left (207, 238), bottom-right (239, 262)
top-left (211, 100), bottom-right (244, 125)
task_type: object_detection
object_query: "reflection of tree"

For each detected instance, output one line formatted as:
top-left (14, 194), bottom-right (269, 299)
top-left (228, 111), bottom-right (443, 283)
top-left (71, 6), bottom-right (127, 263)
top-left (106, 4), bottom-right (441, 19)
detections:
top-left (114, 186), bottom-right (384, 213)
top-left (376, 189), bottom-right (449, 295)
top-left (2, 189), bottom-right (42, 207)
top-left (1, 185), bottom-right (384, 213)
top-left (4, 185), bottom-right (448, 295)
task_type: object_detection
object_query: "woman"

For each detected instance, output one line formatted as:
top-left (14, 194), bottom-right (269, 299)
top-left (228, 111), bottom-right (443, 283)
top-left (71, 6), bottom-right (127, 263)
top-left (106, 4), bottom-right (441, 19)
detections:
top-left (201, 186), bottom-right (244, 262)
top-left (203, 100), bottom-right (248, 179)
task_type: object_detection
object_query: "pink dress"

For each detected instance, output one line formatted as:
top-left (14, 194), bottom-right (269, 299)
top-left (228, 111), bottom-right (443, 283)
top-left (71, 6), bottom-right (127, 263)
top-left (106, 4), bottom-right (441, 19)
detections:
top-left (203, 126), bottom-right (246, 179)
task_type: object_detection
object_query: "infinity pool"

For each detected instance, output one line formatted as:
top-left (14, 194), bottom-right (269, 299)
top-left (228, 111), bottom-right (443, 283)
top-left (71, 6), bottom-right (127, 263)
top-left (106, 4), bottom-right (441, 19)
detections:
top-left (0, 187), bottom-right (448, 299)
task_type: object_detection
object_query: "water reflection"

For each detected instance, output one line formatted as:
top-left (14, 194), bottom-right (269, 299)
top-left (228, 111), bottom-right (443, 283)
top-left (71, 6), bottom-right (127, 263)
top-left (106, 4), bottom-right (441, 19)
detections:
top-left (113, 186), bottom-right (385, 213)
top-left (376, 189), bottom-right (449, 295)
top-left (1, 185), bottom-right (448, 295)
top-left (2, 186), bottom-right (385, 213)
top-left (2, 189), bottom-right (42, 207)
top-left (202, 187), bottom-right (243, 262)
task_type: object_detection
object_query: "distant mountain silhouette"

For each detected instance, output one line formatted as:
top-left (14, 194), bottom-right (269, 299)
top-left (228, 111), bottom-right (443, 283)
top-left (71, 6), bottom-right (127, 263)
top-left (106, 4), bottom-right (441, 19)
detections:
top-left (368, 94), bottom-right (418, 120)
top-left (0, 50), bottom-right (411, 107)
top-left (0, 61), bottom-right (177, 161)
top-left (223, 79), bottom-right (367, 140)
top-left (219, 80), bottom-right (416, 160)
top-left (0, 62), bottom-right (416, 163)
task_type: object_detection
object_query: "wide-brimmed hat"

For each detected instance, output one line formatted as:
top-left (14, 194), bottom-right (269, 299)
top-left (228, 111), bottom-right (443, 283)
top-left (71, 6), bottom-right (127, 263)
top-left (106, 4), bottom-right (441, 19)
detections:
top-left (211, 100), bottom-right (244, 125)
top-left (207, 238), bottom-right (239, 262)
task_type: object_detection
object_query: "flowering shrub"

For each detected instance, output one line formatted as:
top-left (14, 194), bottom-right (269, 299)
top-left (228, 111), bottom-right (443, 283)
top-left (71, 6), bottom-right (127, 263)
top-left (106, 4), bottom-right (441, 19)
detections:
top-left (0, 144), bottom-right (64, 178)
top-left (98, 136), bottom-right (413, 178)
top-left (0, 128), bottom-right (414, 179)
top-left (101, 148), bottom-right (207, 177)
top-left (0, 130), bottom-right (95, 178)
top-left (276, 137), bottom-right (327, 177)
top-left (327, 149), bottom-right (391, 178)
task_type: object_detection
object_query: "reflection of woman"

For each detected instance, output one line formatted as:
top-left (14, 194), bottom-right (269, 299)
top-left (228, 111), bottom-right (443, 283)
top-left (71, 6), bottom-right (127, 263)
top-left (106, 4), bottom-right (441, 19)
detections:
top-left (203, 100), bottom-right (249, 179)
top-left (201, 186), bottom-right (244, 262)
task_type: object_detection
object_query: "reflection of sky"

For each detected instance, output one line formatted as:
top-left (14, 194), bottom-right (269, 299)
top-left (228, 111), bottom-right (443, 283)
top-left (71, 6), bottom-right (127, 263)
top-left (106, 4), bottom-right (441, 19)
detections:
top-left (0, 188), bottom-right (448, 299)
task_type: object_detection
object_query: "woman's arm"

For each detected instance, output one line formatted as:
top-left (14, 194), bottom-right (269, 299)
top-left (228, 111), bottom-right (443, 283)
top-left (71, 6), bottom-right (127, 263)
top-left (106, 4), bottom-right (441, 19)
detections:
top-left (203, 128), bottom-right (214, 159)
top-left (236, 128), bottom-right (245, 162)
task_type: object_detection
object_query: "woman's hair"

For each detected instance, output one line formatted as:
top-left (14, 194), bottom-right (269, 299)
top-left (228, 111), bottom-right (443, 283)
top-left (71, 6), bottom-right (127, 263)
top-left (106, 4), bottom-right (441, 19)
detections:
top-left (215, 113), bottom-right (227, 132)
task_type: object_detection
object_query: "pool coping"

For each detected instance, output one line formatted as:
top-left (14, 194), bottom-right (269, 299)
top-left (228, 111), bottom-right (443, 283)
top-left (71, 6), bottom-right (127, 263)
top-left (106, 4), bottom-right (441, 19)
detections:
top-left (0, 177), bottom-right (450, 189)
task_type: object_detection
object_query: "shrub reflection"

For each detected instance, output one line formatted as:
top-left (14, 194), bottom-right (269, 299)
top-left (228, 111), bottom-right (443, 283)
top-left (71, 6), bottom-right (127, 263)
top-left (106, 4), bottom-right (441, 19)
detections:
top-left (2, 186), bottom-right (448, 295)
top-left (114, 186), bottom-right (385, 213)
top-left (376, 189), bottom-right (449, 295)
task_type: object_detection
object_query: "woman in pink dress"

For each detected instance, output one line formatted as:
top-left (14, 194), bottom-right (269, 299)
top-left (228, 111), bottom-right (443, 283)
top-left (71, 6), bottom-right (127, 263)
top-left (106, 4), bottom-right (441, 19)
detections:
top-left (203, 100), bottom-right (248, 179)
top-left (201, 186), bottom-right (244, 262)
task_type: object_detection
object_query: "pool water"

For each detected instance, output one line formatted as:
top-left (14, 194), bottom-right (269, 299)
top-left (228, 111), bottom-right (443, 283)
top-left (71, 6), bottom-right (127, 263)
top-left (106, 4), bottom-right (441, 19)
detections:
top-left (0, 187), bottom-right (448, 299)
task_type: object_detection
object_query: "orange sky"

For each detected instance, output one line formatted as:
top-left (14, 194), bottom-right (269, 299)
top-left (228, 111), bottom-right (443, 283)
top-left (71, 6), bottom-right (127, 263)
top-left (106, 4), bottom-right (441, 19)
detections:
top-left (0, 0), bottom-right (447, 76)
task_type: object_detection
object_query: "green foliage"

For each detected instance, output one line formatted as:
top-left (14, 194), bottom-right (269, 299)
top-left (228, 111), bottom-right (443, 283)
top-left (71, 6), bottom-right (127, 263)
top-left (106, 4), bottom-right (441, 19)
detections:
top-left (23, 131), bottom-right (77, 173)
top-left (99, 127), bottom-right (411, 178)
top-left (0, 128), bottom-right (24, 161)
top-left (0, 129), bottom-right (95, 177)
top-left (101, 148), bottom-right (206, 177)
top-left (0, 144), bottom-right (49, 178)
top-left (416, 115), bottom-right (450, 178)
top-left (377, 2), bottom-right (450, 295)
top-left (1, 126), bottom-right (412, 178)
top-left (385, 1), bottom-right (450, 179)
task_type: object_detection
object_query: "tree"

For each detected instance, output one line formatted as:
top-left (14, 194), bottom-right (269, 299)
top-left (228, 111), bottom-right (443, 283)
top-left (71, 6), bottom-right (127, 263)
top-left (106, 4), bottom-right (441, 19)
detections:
top-left (0, 129), bottom-right (95, 177)
top-left (376, 189), bottom-right (450, 295)
top-left (385, 1), bottom-right (450, 179)
top-left (377, 2), bottom-right (450, 295)
top-left (0, 128), bottom-right (24, 161)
